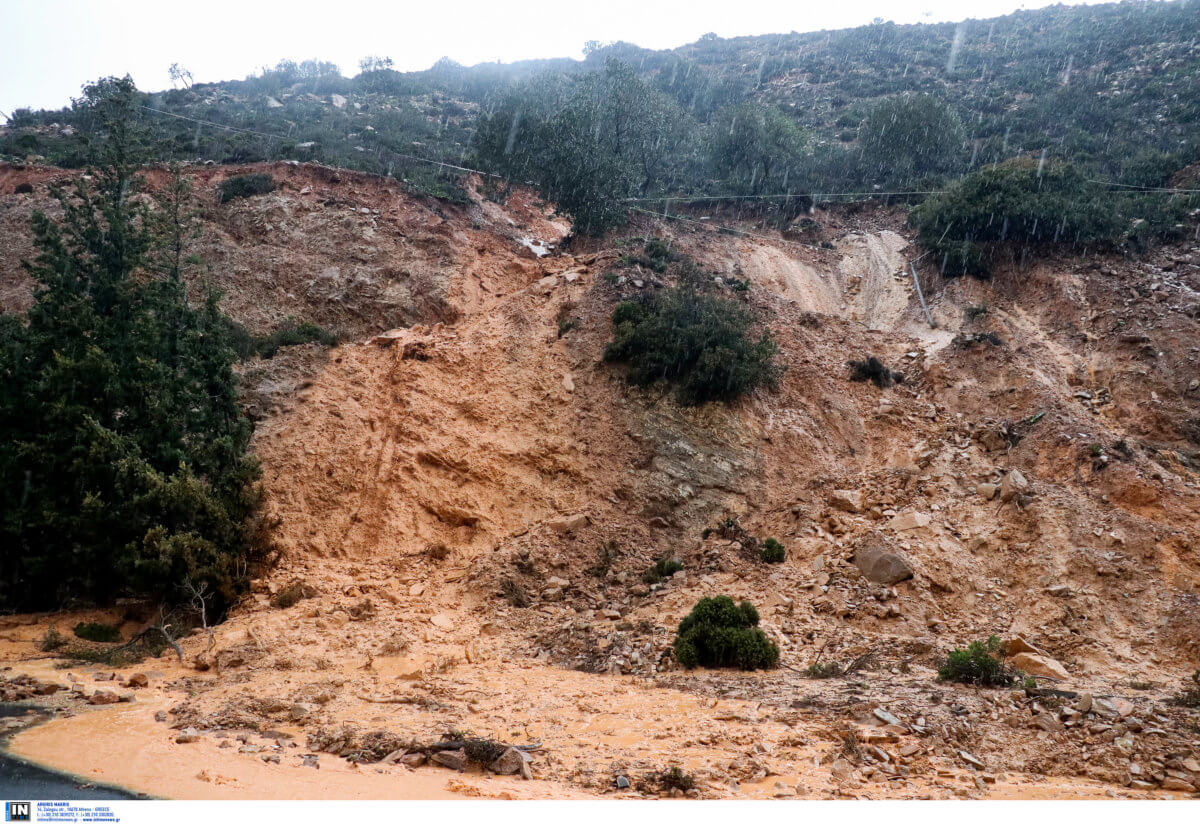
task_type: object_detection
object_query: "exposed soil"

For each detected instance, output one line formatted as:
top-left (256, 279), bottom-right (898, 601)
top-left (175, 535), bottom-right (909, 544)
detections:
top-left (0, 161), bottom-right (1198, 799)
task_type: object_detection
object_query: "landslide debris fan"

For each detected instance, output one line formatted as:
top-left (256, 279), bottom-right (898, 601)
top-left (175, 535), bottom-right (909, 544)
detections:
top-left (0, 78), bottom-right (266, 614)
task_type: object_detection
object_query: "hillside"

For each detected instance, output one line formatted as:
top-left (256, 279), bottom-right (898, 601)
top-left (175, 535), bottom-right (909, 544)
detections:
top-left (3, 0), bottom-right (1198, 192)
top-left (0, 160), bottom-right (1198, 799)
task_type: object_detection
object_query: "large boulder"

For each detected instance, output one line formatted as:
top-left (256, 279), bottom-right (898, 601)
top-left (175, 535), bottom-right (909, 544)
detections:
top-left (851, 536), bottom-right (914, 585)
top-left (1000, 469), bottom-right (1029, 502)
top-left (1009, 651), bottom-right (1069, 680)
top-left (829, 489), bottom-right (864, 513)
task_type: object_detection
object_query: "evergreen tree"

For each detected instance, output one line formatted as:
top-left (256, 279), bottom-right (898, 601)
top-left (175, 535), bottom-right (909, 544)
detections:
top-left (0, 77), bottom-right (266, 613)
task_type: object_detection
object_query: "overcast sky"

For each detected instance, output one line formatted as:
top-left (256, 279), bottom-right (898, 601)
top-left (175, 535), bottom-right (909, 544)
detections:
top-left (2, 0), bottom-right (1111, 120)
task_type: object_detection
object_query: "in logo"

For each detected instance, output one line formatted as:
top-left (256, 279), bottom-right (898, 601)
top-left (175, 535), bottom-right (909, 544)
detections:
top-left (4, 802), bottom-right (30, 822)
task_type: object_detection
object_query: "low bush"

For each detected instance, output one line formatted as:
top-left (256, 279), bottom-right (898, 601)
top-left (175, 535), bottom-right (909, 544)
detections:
top-left (760, 538), bottom-right (785, 563)
top-left (848, 356), bottom-right (903, 388)
top-left (604, 287), bottom-right (780, 405)
top-left (218, 173), bottom-right (276, 203)
top-left (804, 661), bottom-right (842, 678)
top-left (640, 765), bottom-right (696, 794)
top-left (501, 578), bottom-right (530, 608)
top-left (674, 596), bottom-right (779, 670)
top-left (909, 158), bottom-right (1124, 276)
top-left (937, 636), bottom-right (1017, 687)
top-left (253, 320), bottom-right (339, 359)
top-left (1174, 670), bottom-right (1200, 708)
top-left (642, 557), bottom-right (684, 584)
top-left (40, 627), bottom-right (66, 652)
top-left (73, 622), bottom-right (122, 643)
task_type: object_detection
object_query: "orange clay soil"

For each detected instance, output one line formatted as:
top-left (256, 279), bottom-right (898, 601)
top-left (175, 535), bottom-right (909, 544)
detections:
top-left (0, 162), bottom-right (1197, 799)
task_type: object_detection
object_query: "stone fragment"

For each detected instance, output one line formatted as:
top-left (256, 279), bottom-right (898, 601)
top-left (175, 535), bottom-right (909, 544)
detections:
top-left (829, 490), bottom-right (864, 513)
top-left (1009, 652), bottom-right (1070, 680)
top-left (432, 750), bottom-right (467, 771)
top-left (887, 511), bottom-right (930, 532)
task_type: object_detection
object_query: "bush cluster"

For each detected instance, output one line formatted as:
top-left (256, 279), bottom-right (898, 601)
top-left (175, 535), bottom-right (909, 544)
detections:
top-left (760, 538), bottom-right (785, 563)
top-left (218, 173), bottom-right (276, 203)
top-left (848, 356), bottom-right (904, 389)
top-left (937, 636), bottom-right (1017, 687)
top-left (642, 557), bottom-right (683, 584)
top-left (73, 622), bottom-right (122, 643)
top-left (604, 287), bottom-right (780, 405)
top-left (910, 158), bottom-right (1128, 276)
top-left (674, 596), bottom-right (779, 670)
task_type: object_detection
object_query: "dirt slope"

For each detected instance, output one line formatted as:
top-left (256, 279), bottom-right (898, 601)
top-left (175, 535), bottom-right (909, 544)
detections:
top-left (0, 162), bottom-right (1198, 799)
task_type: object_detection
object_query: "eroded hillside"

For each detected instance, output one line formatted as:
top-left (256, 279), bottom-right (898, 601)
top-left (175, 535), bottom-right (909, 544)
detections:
top-left (1, 162), bottom-right (1198, 800)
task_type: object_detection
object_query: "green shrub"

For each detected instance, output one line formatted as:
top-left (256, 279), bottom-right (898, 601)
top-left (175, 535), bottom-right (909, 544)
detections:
top-left (642, 557), bottom-right (684, 584)
top-left (803, 661), bottom-right (841, 678)
top-left (40, 627), bottom-right (66, 652)
top-left (218, 173), bottom-right (276, 203)
top-left (858, 94), bottom-right (966, 185)
top-left (910, 158), bottom-right (1123, 276)
top-left (604, 287), bottom-right (780, 405)
top-left (760, 538), bottom-right (785, 563)
top-left (674, 596), bottom-right (779, 670)
top-left (73, 622), bottom-right (122, 643)
top-left (848, 356), bottom-right (903, 388)
top-left (937, 636), bottom-right (1016, 687)
top-left (253, 320), bottom-right (338, 358)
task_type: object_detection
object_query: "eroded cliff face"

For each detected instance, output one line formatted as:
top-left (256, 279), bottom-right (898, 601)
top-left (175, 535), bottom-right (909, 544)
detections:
top-left (1, 162), bottom-right (1198, 799)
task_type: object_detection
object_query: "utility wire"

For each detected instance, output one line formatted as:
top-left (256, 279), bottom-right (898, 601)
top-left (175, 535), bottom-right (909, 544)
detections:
top-left (137, 104), bottom-right (1200, 200)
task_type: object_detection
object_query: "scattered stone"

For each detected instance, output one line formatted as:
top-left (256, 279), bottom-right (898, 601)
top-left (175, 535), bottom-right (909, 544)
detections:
top-left (887, 511), bottom-right (930, 532)
top-left (1000, 469), bottom-right (1029, 503)
top-left (400, 753), bottom-right (427, 768)
top-left (489, 747), bottom-right (528, 776)
top-left (88, 690), bottom-right (120, 705)
top-left (547, 513), bottom-right (588, 533)
top-left (976, 483), bottom-right (998, 500)
top-left (1160, 777), bottom-right (1195, 792)
top-left (126, 673), bottom-right (149, 688)
top-left (176, 730), bottom-right (201, 744)
top-left (616, 775), bottom-right (631, 789)
top-left (958, 751), bottom-right (985, 770)
top-left (873, 708), bottom-right (902, 726)
top-left (829, 489), bottom-right (864, 513)
top-left (432, 750), bottom-right (467, 771)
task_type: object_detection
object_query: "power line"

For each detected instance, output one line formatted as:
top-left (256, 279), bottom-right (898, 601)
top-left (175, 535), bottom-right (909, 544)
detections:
top-left (134, 104), bottom-right (1200, 200)
top-left (1085, 178), bottom-right (1200, 194)
top-left (625, 189), bottom-right (948, 202)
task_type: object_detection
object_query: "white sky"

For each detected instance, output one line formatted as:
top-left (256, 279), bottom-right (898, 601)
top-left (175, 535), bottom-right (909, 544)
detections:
top-left (1, 0), bottom-right (1112, 120)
